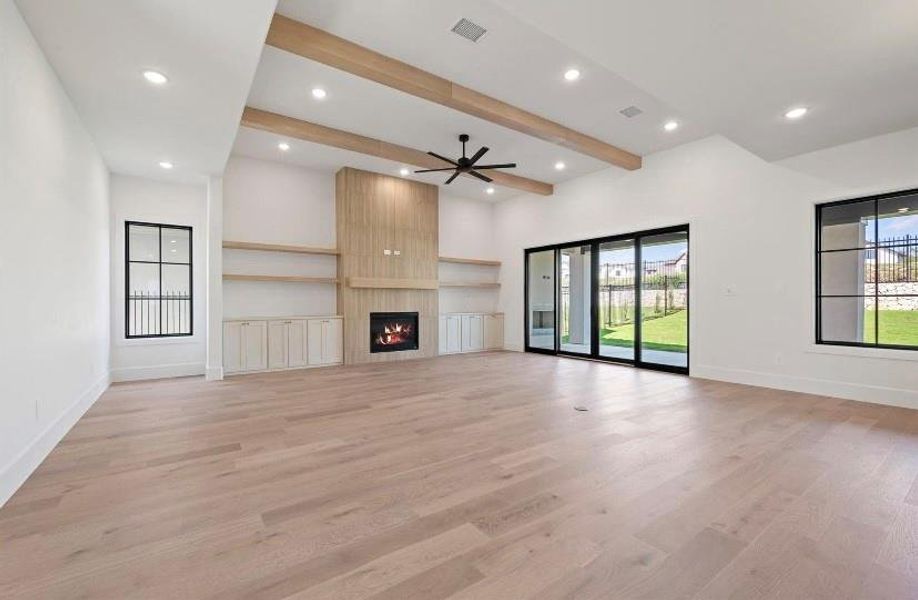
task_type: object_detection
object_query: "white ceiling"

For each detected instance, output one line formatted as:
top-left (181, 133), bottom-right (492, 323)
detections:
top-left (232, 0), bottom-right (709, 198)
top-left (274, 0), bottom-right (707, 158)
top-left (234, 127), bottom-right (518, 201)
top-left (491, 0), bottom-right (918, 161)
top-left (17, 0), bottom-right (918, 192)
top-left (15, 0), bottom-right (278, 183)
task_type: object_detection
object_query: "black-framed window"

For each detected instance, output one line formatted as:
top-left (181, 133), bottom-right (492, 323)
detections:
top-left (125, 221), bottom-right (192, 338)
top-left (524, 224), bottom-right (689, 375)
top-left (816, 189), bottom-right (918, 350)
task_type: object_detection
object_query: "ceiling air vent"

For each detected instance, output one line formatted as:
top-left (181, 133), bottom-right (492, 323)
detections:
top-left (451, 18), bottom-right (487, 42)
top-left (619, 105), bottom-right (643, 118)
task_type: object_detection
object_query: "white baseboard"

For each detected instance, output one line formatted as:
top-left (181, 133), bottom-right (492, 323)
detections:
top-left (692, 364), bottom-right (918, 410)
top-left (111, 362), bottom-right (205, 382)
top-left (0, 372), bottom-right (110, 508)
top-left (205, 366), bottom-right (224, 381)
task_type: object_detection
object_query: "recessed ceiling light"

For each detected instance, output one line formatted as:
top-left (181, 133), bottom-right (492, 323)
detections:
top-left (563, 68), bottom-right (581, 82)
top-left (311, 87), bottom-right (327, 100)
top-left (143, 70), bottom-right (168, 85)
top-left (899, 207), bottom-right (910, 213)
top-left (399, 168), bottom-right (410, 176)
top-left (485, 187), bottom-right (495, 195)
top-left (278, 142), bottom-right (290, 151)
top-left (663, 120), bottom-right (679, 132)
top-left (158, 161), bottom-right (173, 169)
top-left (784, 106), bottom-right (808, 120)
top-left (554, 161), bottom-right (566, 171)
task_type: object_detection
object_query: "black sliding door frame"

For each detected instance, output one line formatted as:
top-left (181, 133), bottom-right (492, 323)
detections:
top-left (524, 224), bottom-right (690, 375)
top-left (556, 243), bottom-right (593, 358)
top-left (523, 247), bottom-right (558, 356)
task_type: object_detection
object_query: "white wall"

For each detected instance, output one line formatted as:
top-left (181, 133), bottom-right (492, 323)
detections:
top-left (221, 158), bottom-right (502, 318)
top-left (223, 156), bottom-right (338, 318)
top-left (495, 128), bottom-right (918, 409)
top-left (439, 193), bottom-right (501, 314)
top-left (110, 174), bottom-right (207, 381)
top-left (0, 0), bottom-right (110, 505)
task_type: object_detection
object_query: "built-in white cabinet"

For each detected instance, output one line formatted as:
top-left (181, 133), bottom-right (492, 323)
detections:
top-left (484, 314), bottom-right (504, 350)
top-left (307, 318), bottom-right (343, 365)
top-left (462, 314), bottom-right (484, 352)
top-left (224, 316), bottom-right (342, 375)
top-left (268, 319), bottom-right (309, 370)
top-left (223, 320), bottom-right (268, 374)
top-left (439, 314), bottom-right (462, 354)
top-left (439, 313), bottom-right (503, 355)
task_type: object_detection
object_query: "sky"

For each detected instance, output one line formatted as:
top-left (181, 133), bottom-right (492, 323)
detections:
top-left (877, 214), bottom-right (918, 240)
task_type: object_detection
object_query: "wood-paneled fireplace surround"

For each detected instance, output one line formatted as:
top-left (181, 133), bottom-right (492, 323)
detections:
top-left (336, 167), bottom-right (439, 364)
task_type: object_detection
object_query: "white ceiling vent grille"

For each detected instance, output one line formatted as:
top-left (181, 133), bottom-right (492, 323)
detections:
top-left (451, 18), bottom-right (487, 42)
top-left (619, 106), bottom-right (643, 118)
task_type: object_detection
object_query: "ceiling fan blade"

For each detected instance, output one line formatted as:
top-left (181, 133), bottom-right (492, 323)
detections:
top-left (468, 146), bottom-right (489, 166)
top-left (414, 168), bottom-right (457, 173)
top-left (473, 163), bottom-right (517, 170)
top-left (427, 151), bottom-right (459, 166)
top-left (468, 170), bottom-right (493, 183)
top-left (445, 171), bottom-right (461, 184)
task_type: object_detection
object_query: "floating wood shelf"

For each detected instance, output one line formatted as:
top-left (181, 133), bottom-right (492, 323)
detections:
top-left (438, 256), bottom-right (502, 267)
top-left (223, 274), bottom-right (338, 284)
top-left (347, 277), bottom-right (439, 290)
top-left (222, 240), bottom-right (339, 256)
top-left (439, 281), bottom-right (501, 289)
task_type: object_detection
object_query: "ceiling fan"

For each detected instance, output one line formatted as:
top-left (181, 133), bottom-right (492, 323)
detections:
top-left (415, 134), bottom-right (516, 184)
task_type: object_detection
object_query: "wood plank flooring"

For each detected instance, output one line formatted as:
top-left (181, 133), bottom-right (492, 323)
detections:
top-left (2, 352), bottom-right (918, 599)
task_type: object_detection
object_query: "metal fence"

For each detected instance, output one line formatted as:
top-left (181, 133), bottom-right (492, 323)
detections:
top-left (867, 235), bottom-right (918, 283)
top-left (560, 259), bottom-right (688, 334)
top-left (128, 291), bottom-right (191, 336)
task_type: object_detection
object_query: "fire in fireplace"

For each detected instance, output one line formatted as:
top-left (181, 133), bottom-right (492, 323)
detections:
top-left (370, 312), bottom-right (419, 353)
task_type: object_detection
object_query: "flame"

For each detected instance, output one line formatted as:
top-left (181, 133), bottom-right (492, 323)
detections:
top-left (375, 322), bottom-right (413, 346)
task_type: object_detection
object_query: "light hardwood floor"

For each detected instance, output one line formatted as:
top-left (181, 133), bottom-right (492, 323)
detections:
top-left (2, 352), bottom-right (918, 599)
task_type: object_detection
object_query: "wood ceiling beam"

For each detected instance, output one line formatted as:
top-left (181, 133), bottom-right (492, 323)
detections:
top-left (266, 14), bottom-right (642, 171)
top-left (241, 107), bottom-right (554, 196)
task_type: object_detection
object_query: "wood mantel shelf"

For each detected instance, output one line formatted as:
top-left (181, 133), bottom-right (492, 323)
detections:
top-left (223, 274), bottom-right (338, 284)
top-left (222, 240), bottom-right (339, 256)
top-left (439, 281), bottom-right (501, 289)
top-left (346, 277), bottom-right (439, 290)
top-left (438, 256), bottom-right (502, 267)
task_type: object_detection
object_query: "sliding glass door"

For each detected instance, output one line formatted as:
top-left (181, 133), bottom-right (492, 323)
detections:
top-left (526, 249), bottom-right (556, 351)
top-left (560, 245), bottom-right (593, 355)
top-left (525, 225), bottom-right (689, 374)
top-left (598, 239), bottom-right (636, 361)
top-left (639, 231), bottom-right (689, 369)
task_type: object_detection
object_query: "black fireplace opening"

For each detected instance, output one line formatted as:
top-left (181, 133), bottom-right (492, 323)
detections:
top-left (370, 312), bottom-right (419, 353)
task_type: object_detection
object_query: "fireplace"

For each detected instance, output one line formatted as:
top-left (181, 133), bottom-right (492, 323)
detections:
top-left (370, 312), bottom-right (419, 353)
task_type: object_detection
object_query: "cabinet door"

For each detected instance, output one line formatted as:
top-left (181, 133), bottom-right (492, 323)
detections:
top-left (287, 320), bottom-right (308, 368)
top-left (307, 319), bottom-right (324, 365)
top-left (267, 320), bottom-right (288, 369)
top-left (484, 315), bottom-right (504, 350)
top-left (447, 316), bottom-right (462, 353)
top-left (324, 319), bottom-right (343, 364)
top-left (468, 315), bottom-right (484, 351)
top-left (242, 321), bottom-right (268, 371)
top-left (223, 322), bottom-right (243, 373)
top-left (438, 316), bottom-right (448, 355)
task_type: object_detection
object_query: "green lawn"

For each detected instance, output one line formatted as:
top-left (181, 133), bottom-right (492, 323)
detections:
top-left (565, 308), bottom-right (918, 352)
top-left (601, 309), bottom-right (687, 353)
top-left (864, 310), bottom-right (918, 346)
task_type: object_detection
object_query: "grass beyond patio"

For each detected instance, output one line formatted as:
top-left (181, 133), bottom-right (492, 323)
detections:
top-left (601, 309), bottom-right (687, 353)
top-left (864, 309), bottom-right (918, 346)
